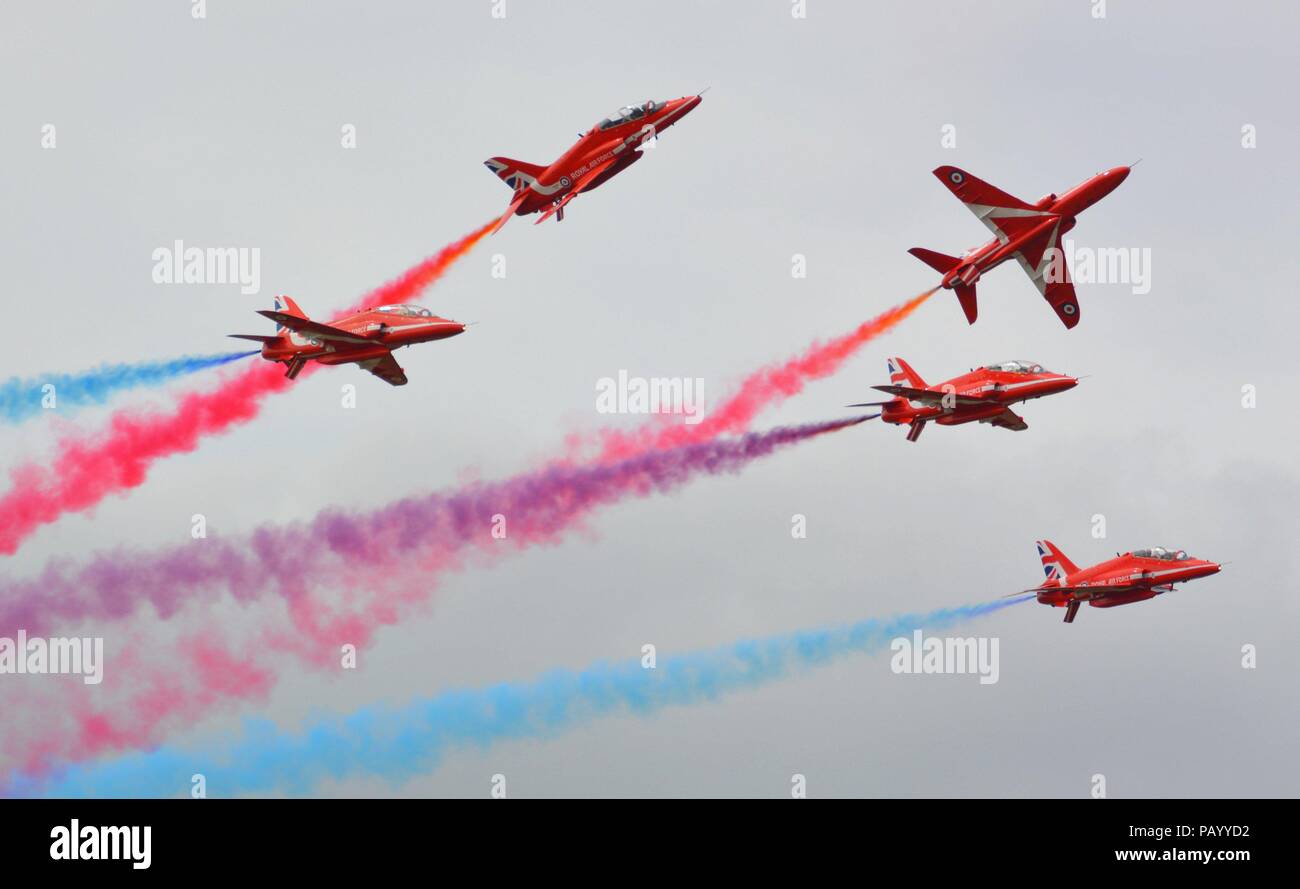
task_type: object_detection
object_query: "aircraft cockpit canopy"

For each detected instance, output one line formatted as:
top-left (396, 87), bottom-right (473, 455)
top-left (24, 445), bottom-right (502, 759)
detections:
top-left (986, 360), bottom-right (1045, 374)
top-left (373, 305), bottom-right (434, 318)
top-left (1133, 547), bottom-right (1189, 561)
top-left (598, 101), bottom-right (663, 130)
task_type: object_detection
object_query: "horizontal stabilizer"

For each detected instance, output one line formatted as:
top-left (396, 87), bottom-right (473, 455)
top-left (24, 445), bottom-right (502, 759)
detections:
top-left (907, 247), bottom-right (962, 274)
top-left (490, 189), bottom-right (530, 235)
top-left (228, 334), bottom-right (279, 344)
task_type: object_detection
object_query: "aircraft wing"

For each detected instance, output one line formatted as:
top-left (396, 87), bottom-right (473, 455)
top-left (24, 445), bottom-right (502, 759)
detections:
top-left (1013, 582), bottom-right (1148, 598)
top-left (1010, 219), bottom-right (1081, 329)
top-left (533, 155), bottom-right (622, 225)
top-left (256, 311), bottom-right (372, 344)
top-left (870, 384), bottom-right (987, 406)
top-left (357, 352), bottom-right (408, 387)
top-left (931, 165), bottom-right (1058, 247)
top-left (981, 407), bottom-right (1028, 432)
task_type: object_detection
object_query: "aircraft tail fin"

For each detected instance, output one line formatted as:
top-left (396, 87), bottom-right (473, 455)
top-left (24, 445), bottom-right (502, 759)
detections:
top-left (230, 295), bottom-right (302, 346)
top-left (887, 356), bottom-right (927, 390)
top-left (483, 157), bottom-right (547, 191)
top-left (908, 249), bottom-right (978, 323)
top-left (1036, 539), bottom-right (1081, 583)
top-left (230, 296), bottom-right (304, 347)
top-left (269, 295), bottom-right (307, 331)
top-left (953, 283), bottom-right (978, 324)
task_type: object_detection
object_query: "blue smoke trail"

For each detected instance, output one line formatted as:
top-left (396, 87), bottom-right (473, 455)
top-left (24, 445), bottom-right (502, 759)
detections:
top-left (18, 596), bottom-right (1031, 798)
top-left (0, 351), bottom-right (257, 425)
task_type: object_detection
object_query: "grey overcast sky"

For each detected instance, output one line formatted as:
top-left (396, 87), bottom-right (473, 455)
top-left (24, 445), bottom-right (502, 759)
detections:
top-left (1, 0), bottom-right (1297, 797)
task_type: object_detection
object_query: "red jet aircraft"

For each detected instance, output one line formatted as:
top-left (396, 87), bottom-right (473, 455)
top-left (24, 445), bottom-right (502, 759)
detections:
top-left (1018, 540), bottom-right (1222, 623)
top-left (230, 295), bottom-right (465, 386)
top-left (485, 94), bottom-right (704, 232)
top-left (909, 164), bottom-right (1131, 328)
top-left (849, 356), bottom-right (1077, 442)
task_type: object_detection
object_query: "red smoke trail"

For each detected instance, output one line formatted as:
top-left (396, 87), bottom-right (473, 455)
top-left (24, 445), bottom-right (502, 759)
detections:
top-left (0, 418), bottom-right (863, 780)
top-left (0, 361), bottom-right (296, 555)
top-left (0, 225), bottom-right (494, 556)
top-left (0, 629), bottom-right (276, 779)
top-left (335, 219), bottom-right (496, 317)
top-left (577, 288), bottom-right (936, 463)
top-left (0, 285), bottom-right (931, 774)
top-left (0, 293), bottom-right (936, 771)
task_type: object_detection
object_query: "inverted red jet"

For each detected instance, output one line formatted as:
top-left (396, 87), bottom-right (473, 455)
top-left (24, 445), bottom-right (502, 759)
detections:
top-left (485, 94), bottom-right (704, 232)
top-left (849, 356), bottom-right (1077, 442)
top-left (1019, 540), bottom-right (1222, 623)
top-left (230, 295), bottom-right (465, 386)
top-left (909, 164), bottom-right (1131, 328)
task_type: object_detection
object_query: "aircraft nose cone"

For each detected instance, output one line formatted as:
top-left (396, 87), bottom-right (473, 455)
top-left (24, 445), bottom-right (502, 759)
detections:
top-left (1040, 375), bottom-right (1077, 394)
top-left (1112, 166), bottom-right (1131, 184)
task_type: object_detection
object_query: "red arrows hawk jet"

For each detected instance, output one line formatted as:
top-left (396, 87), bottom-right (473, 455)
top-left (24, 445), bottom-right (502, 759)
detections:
top-left (849, 356), bottom-right (1077, 442)
top-left (909, 164), bottom-right (1131, 328)
top-left (485, 94), bottom-right (703, 233)
top-left (1018, 540), bottom-right (1222, 623)
top-left (230, 295), bottom-right (465, 386)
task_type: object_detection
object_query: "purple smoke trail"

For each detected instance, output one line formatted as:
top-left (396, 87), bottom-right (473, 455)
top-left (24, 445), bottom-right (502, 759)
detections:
top-left (0, 417), bottom-right (864, 641)
top-left (0, 417), bottom-right (864, 640)
top-left (0, 418), bottom-right (865, 776)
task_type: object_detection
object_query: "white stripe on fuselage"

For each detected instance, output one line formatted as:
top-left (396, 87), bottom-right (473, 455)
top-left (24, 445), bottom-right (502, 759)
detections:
top-left (1066, 565), bottom-right (1201, 589)
top-left (965, 377), bottom-right (1071, 397)
top-left (385, 320), bottom-right (460, 333)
